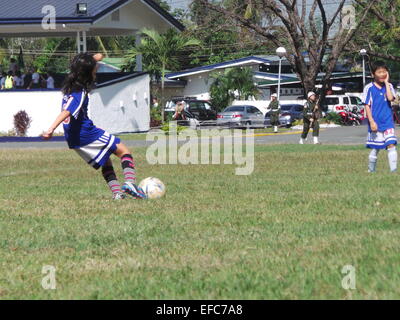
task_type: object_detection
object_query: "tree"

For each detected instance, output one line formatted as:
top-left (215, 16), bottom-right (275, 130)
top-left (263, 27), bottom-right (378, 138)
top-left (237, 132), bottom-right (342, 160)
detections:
top-left (124, 28), bottom-right (201, 122)
top-left (210, 67), bottom-right (258, 111)
top-left (187, 0), bottom-right (269, 66)
top-left (348, 1), bottom-right (400, 69)
top-left (197, 0), bottom-right (378, 100)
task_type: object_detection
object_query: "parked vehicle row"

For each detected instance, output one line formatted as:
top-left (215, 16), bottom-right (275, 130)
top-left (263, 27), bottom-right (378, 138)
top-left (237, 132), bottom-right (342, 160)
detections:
top-left (161, 94), bottom-right (378, 129)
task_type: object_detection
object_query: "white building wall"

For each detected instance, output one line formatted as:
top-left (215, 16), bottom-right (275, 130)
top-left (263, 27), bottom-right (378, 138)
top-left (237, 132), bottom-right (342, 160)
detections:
top-left (182, 74), bottom-right (214, 100)
top-left (0, 90), bottom-right (64, 137)
top-left (89, 74), bottom-right (150, 133)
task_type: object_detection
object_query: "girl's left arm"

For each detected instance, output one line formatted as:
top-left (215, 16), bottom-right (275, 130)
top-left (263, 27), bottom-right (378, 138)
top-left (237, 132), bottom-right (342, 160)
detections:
top-left (42, 110), bottom-right (71, 140)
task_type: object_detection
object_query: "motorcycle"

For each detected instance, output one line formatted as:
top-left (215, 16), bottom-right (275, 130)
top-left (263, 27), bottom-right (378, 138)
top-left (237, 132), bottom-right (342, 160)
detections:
top-left (337, 106), bottom-right (362, 126)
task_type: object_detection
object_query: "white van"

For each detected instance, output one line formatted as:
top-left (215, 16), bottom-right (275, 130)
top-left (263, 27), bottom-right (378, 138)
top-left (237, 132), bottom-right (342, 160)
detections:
top-left (321, 94), bottom-right (364, 113)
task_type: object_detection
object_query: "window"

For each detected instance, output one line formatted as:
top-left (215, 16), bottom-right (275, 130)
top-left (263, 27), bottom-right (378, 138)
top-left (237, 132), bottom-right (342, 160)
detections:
top-left (204, 102), bottom-right (212, 110)
top-left (343, 97), bottom-right (349, 104)
top-left (224, 106), bottom-right (245, 112)
top-left (295, 105), bottom-right (304, 112)
top-left (324, 98), bottom-right (339, 105)
top-left (246, 106), bottom-right (256, 113)
top-left (281, 105), bottom-right (293, 111)
top-left (111, 10), bottom-right (120, 21)
top-left (189, 102), bottom-right (204, 112)
top-left (350, 97), bottom-right (363, 105)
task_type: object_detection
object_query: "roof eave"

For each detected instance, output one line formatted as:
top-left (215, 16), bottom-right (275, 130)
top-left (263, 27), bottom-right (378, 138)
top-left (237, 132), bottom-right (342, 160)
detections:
top-left (0, 0), bottom-right (185, 31)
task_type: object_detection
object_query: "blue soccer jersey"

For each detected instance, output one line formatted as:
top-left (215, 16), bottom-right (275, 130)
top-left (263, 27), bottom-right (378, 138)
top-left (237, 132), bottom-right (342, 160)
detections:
top-left (61, 90), bottom-right (105, 148)
top-left (362, 82), bottom-right (396, 132)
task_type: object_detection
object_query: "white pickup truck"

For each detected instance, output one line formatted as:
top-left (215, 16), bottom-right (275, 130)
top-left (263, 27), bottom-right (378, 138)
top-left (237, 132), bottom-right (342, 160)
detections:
top-left (321, 94), bottom-right (364, 113)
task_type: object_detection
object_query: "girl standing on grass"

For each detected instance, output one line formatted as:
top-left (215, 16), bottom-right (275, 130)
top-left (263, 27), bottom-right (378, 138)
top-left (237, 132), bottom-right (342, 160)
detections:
top-left (42, 52), bottom-right (147, 200)
top-left (363, 61), bottom-right (398, 173)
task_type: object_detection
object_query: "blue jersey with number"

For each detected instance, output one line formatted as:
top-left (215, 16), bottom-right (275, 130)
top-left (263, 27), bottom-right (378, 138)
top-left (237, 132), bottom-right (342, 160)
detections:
top-left (362, 82), bottom-right (396, 132)
top-left (61, 90), bottom-right (105, 148)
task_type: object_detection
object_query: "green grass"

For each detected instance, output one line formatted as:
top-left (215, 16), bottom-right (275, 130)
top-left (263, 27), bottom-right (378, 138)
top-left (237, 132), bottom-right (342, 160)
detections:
top-left (117, 127), bottom-right (293, 140)
top-left (0, 144), bottom-right (399, 299)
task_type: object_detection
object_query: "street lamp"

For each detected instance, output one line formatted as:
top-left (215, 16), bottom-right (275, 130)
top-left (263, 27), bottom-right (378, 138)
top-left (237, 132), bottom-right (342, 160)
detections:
top-left (276, 47), bottom-right (286, 100)
top-left (360, 49), bottom-right (367, 88)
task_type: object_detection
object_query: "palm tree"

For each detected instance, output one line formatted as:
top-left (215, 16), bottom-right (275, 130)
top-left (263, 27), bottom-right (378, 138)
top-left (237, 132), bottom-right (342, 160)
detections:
top-left (125, 28), bottom-right (201, 122)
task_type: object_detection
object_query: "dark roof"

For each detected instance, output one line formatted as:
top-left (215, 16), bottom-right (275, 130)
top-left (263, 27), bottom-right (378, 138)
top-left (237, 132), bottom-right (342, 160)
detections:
top-left (258, 72), bottom-right (373, 88)
top-left (166, 56), bottom-right (272, 79)
top-left (0, 0), bottom-right (184, 31)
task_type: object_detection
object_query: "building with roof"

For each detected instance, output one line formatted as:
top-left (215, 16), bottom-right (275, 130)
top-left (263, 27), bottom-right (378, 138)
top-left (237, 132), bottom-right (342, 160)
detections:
top-left (165, 55), bottom-right (370, 103)
top-left (0, 0), bottom-right (183, 136)
top-left (165, 56), bottom-right (275, 100)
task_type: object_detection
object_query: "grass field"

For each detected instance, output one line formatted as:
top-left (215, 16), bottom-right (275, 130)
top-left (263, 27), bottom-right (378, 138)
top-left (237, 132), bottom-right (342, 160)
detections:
top-left (0, 143), bottom-right (399, 299)
top-left (116, 127), bottom-right (293, 140)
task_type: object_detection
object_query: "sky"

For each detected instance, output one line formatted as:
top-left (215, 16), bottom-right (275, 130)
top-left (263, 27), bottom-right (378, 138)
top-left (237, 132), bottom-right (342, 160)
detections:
top-left (166, 0), bottom-right (353, 14)
top-left (166, 0), bottom-right (191, 10)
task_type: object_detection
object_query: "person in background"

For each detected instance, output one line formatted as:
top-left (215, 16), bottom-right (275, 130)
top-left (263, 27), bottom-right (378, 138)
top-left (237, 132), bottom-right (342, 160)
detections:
top-left (0, 72), bottom-right (6, 90)
top-left (151, 97), bottom-right (159, 108)
top-left (13, 71), bottom-right (24, 89)
top-left (269, 93), bottom-right (280, 133)
top-left (30, 67), bottom-right (40, 89)
top-left (172, 101), bottom-right (187, 123)
top-left (4, 70), bottom-right (15, 90)
top-left (23, 69), bottom-right (32, 89)
top-left (300, 91), bottom-right (320, 145)
top-left (45, 72), bottom-right (55, 89)
top-left (8, 58), bottom-right (18, 74)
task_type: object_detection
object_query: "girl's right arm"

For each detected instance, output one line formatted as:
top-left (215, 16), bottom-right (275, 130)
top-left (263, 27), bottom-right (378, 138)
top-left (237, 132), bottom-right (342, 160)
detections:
top-left (42, 110), bottom-right (71, 140)
top-left (365, 104), bottom-right (377, 132)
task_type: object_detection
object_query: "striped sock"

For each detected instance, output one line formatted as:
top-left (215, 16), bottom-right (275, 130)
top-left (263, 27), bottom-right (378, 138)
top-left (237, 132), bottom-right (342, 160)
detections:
top-left (121, 154), bottom-right (136, 183)
top-left (101, 164), bottom-right (121, 196)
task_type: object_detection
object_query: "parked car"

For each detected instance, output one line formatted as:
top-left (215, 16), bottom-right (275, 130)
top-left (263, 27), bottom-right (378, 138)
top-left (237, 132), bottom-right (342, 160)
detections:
top-left (321, 94), bottom-right (364, 114)
top-left (217, 105), bottom-right (264, 128)
top-left (264, 104), bottom-right (304, 128)
top-left (165, 98), bottom-right (217, 126)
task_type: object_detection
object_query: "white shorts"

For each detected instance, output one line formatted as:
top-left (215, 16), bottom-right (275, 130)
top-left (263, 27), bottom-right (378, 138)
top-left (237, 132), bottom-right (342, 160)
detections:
top-left (366, 128), bottom-right (397, 149)
top-left (74, 132), bottom-right (121, 169)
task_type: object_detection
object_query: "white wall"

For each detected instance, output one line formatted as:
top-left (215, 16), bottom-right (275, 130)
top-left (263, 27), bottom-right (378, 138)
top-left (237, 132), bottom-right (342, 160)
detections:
top-left (89, 74), bottom-right (150, 134)
top-left (183, 74), bottom-right (213, 100)
top-left (0, 90), bottom-right (64, 136)
top-left (0, 73), bottom-right (150, 137)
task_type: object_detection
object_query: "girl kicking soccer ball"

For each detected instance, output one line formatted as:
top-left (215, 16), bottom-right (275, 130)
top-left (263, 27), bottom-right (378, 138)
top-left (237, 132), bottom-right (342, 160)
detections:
top-left (363, 61), bottom-right (398, 173)
top-left (42, 52), bottom-right (147, 200)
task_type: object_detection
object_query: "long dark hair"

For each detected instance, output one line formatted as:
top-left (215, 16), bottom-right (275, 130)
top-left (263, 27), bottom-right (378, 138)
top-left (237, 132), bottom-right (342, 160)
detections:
top-left (62, 53), bottom-right (97, 95)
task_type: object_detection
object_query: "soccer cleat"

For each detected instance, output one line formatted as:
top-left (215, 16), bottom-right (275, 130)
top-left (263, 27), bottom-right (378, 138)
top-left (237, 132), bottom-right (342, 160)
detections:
top-left (299, 138), bottom-right (305, 145)
top-left (122, 182), bottom-right (147, 199)
top-left (113, 192), bottom-right (126, 200)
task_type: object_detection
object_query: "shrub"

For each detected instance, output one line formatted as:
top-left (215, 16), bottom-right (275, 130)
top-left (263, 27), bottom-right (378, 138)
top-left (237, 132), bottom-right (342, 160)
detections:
top-left (326, 112), bottom-right (343, 125)
top-left (161, 122), bottom-right (186, 135)
top-left (13, 110), bottom-right (32, 136)
top-left (150, 107), bottom-right (162, 128)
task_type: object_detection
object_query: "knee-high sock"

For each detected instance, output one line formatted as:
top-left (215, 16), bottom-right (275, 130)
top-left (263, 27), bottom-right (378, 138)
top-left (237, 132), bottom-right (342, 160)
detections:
top-left (121, 154), bottom-right (136, 183)
top-left (387, 146), bottom-right (398, 172)
top-left (368, 149), bottom-right (379, 172)
top-left (101, 163), bottom-right (121, 195)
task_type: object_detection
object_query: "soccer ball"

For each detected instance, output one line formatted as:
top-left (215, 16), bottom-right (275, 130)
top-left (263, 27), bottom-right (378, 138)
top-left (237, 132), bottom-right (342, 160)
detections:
top-left (138, 177), bottom-right (166, 199)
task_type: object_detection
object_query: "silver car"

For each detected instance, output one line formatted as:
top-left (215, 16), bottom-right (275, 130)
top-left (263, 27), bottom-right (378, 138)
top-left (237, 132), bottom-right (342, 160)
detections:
top-left (217, 105), bottom-right (264, 128)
